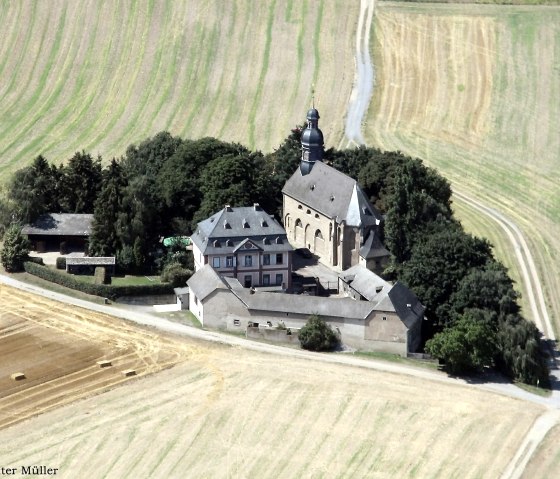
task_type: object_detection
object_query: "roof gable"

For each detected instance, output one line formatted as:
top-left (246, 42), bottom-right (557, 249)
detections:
top-left (282, 162), bottom-right (382, 226)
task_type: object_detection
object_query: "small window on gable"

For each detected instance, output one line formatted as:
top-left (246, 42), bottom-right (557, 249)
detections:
top-left (298, 205), bottom-right (303, 209)
top-left (306, 209), bottom-right (311, 215)
top-left (382, 316), bottom-right (387, 321)
top-left (314, 213), bottom-right (320, 219)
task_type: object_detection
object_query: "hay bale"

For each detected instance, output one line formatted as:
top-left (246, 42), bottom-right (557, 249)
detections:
top-left (97, 360), bottom-right (112, 368)
top-left (11, 372), bottom-right (25, 381)
top-left (122, 369), bottom-right (136, 377)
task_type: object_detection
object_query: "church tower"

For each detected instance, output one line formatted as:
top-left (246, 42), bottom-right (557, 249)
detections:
top-left (300, 108), bottom-right (324, 175)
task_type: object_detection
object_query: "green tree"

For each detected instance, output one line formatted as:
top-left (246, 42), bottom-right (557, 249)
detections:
top-left (58, 151), bottom-right (102, 213)
top-left (194, 152), bottom-right (265, 225)
top-left (89, 159), bottom-right (127, 256)
top-left (399, 221), bottom-right (492, 326)
top-left (496, 314), bottom-right (549, 385)
top-left (160, 262), bottom-right (193, 287)
top-left (1, 224), bottom-right (30, 272)
top-left (7, 155), bottom-right (60, 224)
top-left (298, 314), bottom-right (340, 352)
top-left (384, 163), bottom-right (452, 264)
top-left (158, 137), bottom-right (249, 230)
top-left (426, 310), bottom-right (496, 374)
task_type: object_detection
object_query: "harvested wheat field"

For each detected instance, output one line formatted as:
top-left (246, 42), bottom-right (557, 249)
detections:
top-left (0, 286), bottom-right (545, 478)
top-left (0, 284), bottom-right (195, 429)
top-left (368, 2), bottom-right (560, 335)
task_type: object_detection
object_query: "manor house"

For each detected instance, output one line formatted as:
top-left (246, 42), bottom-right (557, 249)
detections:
top-left (282, 108), bottom-right (389, 273)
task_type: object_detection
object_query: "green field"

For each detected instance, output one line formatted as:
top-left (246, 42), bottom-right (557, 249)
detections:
top-left (0, 0), bottom-right (357, 178)
top-left (367, 2), bottom-right (560, 334)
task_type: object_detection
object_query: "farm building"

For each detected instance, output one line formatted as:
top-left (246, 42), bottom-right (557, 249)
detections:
top-left (22, 213), bottom-right (93, 253)
top-left (187, 265), bottom-right (423, 356)
top-left (191, 204), bottom-right (293, 289)
top-left (282, 108), bottom-right (389, 274)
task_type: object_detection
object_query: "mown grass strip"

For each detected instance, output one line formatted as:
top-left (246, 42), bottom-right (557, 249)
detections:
top-left (0, 4), bottom-right (68, 165)
top-left (247, 0), bottom-right (276, 149)
top-left (17, 2), bottom-right (102, 163)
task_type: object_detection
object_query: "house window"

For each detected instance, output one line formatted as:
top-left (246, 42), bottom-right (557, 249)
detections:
top-left (382, 316), bottom-right (387, 321)
top-left (276, 253), bottom-right (283, 264)
top-left (263, 254), bottom-right (270, 265)
top-left (212, 257), bottom-right (220, 268)
top-left (226, 256), bottom-right (234, 267)
top-left (244, 255), bottom-right (252, 267)
top-left (263, 274), bottom-right (270, 286)
top-left (276, 274), bottom-right (283, 286)
top-left (244, 275), bottom-right (252, 288)
top-left (233, 319), bottom-right (240, 326)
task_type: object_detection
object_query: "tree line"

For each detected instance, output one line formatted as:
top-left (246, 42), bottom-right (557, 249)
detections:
top-left (0, 128), bottom-right (549, 385)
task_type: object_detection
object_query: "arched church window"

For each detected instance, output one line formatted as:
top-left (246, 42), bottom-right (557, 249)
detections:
top-left (295, 219), bottom-right (302, 228)
top-left (315, 229), bottom-right (323, 239)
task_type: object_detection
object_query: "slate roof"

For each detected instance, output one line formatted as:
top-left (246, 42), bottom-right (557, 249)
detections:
top-left (340, 264), bottom-right (391, 302)
top-left (282, 161), bottom-right (383, 228)
top-left (22, 213), bottom-right (93, 236)
top-left (187, 265), bottom-right (229, 302)
top-left (191, 263), bottom-right (423, 328)
top-left (233, 289), bottom-right (376, 320)
top-left (339, 265), bottom-right (424, 328)
top-left (191, 204), bottom-right (293, 256)
top-left (359, 229), bottom-right (390, 260)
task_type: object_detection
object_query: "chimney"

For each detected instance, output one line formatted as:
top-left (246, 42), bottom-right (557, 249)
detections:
top-left (224, 204), bottom-right (233, 212)
top-left (253, 203), bottom-right (262, 211)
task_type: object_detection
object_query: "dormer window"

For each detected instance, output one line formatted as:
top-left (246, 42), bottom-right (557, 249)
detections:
top-left (226, 239), bottom-right (233, 247)
top-left (330, 195), bottom-right (335, 202)
top-left (310, 184), bottom-right (315, 191)
top-left (242, 219), bottom-right (249, 228)
top-left (223, 220), bottom-right (231, 229)
top-left (213, 240), bottom-right (220, 247)
top-left (275, 237), bottom-right (282, 244)
top-left (261, 219), bottom-right (268, 227)
top-left (263, 237), bottom-right (270, 245)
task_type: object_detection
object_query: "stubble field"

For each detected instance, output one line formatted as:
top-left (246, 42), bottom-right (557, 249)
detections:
top-left (0, 284), bottom-right (193, 429)
top-left (367, 2), bottom-right (560, 335)
top-left (0, 284), bottom-right (547, 478)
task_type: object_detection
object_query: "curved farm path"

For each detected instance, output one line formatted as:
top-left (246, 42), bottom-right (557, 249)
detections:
top-left (454, 191), bottom-right (555, 342)
top-left (339, 4), bottom-right (560, 477)
top-left (341, 0), bottom-right (375, 149)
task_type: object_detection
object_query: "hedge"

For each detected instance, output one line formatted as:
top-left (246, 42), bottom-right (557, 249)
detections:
top-left (24, 262), bottom-right (174, 300)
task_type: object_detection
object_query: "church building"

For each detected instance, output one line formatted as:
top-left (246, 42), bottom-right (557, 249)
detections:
top-left (282, 108), bottom-right (389, 273)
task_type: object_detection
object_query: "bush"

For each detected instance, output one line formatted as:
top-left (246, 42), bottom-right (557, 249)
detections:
top-left (94, 266), bottom-right (110, 285)
top-left (299, 314), bottom-right (340, 352)
top-left (56, 257), bottom-right (67, 270)
top-left (27, 256), bottom-right (44, 266)
top-left (160, 262), bottom-right (192, 287)
top-left (23, 262), bottom-right (173, 300)
top-left (1, 224), bottom-right (30, 272)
